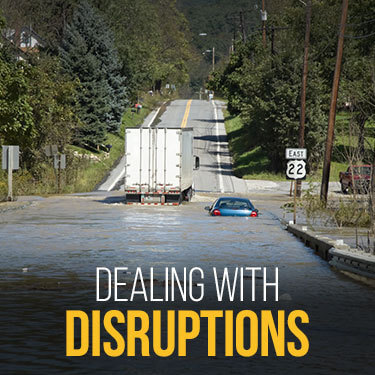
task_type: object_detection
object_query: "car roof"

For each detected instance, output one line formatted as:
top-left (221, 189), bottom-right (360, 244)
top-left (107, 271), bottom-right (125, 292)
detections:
top-left (217, 197), bottom-right (251, 201)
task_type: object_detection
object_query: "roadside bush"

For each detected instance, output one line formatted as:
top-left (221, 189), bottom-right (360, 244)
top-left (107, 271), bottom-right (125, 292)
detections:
top-left (0, 170), bottom-right (7, 201)
top-left (302, 188), bottom-right (370, 228)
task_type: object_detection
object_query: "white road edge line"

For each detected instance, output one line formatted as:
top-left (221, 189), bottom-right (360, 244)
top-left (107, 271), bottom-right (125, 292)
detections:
top-left (146, 103), bottom-right (165, 128)
top-left (213, 100), bottom-right (225, 193)
top-left (107, 168), bottom-right (125, 192)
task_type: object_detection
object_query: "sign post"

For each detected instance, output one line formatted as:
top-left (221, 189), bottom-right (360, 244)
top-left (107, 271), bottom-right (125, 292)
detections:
top-left (286, 148), bottom-right (307, 224)
top-left (8, 148), bottom-right (13, 201)
top-left (294, 180), bottom-right (297, 224)
top-left (44, 146), bottom-right (65, 194)
top-left (2, 146), bottom-right (20, 201)
top-left (54, 154), bottom-right (66, 193)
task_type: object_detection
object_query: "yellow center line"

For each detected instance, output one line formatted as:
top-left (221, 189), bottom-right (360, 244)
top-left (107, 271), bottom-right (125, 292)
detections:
top-left (181, 99), bottom-right (192, 128)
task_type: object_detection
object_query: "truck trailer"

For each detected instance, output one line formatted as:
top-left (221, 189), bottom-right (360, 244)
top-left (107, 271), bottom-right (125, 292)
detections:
top-left (124, 127), bottom-right (199, 205)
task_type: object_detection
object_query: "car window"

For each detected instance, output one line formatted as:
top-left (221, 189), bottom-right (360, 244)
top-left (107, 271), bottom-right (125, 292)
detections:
top-left (352, 167), bottom-right (371, 174)
top-left (218, 199), bottom-right (252, 209)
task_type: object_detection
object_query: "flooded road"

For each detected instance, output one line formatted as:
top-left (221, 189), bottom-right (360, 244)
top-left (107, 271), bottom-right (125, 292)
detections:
top-left (0, 193), bottom-right (374, 374)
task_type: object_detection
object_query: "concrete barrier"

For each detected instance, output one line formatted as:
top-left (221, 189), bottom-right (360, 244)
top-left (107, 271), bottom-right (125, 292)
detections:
top-left (286, 224), bottom-right (344, 260)
top-left (285, 223), bottom-right (375, 284)
top-left (329, 248), bottom-right (375, 282)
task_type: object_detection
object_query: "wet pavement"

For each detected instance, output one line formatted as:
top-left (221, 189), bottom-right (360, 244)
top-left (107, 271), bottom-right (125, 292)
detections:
top-left (0, 193), bottom-right (374, 374)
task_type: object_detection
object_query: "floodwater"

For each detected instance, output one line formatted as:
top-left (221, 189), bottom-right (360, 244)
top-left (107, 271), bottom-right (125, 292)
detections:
top-left (0, 194), bottom-right (374, 374)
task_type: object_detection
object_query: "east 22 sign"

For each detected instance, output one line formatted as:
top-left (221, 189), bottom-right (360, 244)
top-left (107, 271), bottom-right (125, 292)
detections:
top-left (286, 160), bottom-right (306, 180)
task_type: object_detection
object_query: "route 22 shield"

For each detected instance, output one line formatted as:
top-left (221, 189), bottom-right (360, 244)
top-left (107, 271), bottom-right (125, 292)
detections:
top-left (286, 160), bottom-right (306, 180)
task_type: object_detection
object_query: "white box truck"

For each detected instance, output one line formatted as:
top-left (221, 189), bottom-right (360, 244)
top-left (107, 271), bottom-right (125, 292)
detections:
top-left (124, 127), bottom-right (199, 205)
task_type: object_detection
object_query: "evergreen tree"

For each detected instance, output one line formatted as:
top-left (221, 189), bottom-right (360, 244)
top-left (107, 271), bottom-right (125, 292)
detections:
top-left (59, 0), bottom-right (126, 146)
top-left (94, 13), bottom-right (127, 133)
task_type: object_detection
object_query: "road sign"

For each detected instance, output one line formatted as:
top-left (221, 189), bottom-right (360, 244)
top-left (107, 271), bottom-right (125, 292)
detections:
top-left (2, 146), bottom-right (19, 201)
top-left (54, 154), bottom-right (66, 169)
top-left (44, 144), bottom-right (58, 157)
top-left (285, 148), bottom-right (307, 160)
top-left (286, 160), bottom-right (306, 180)
top-left (2, 146), bottom-right (19, 170)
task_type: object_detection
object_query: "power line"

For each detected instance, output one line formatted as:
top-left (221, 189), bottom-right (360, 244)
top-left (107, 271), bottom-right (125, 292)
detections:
top-left (344, 31), bottom-right (375, 39)
top-left (346, 18), bottom-right (375, 27)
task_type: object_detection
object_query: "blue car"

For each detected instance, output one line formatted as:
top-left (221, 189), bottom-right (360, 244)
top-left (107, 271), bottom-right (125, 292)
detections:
top-left (205, 197), bottom-right (258, 217)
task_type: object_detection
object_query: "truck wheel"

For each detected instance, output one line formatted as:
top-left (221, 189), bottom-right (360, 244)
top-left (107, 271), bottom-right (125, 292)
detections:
top-left (184, 188), bottom-right (193, 202)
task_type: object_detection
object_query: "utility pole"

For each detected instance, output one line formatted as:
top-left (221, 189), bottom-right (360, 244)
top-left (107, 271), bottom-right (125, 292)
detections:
top-left (320, 0), bottom-right (349, 203)
top-left (212, 47), bottom-right (215, 71)
top-left (262, 0), bottom-right (267, 48)
top-left (297, 0), bottom-right (312, 197)
top-left (232, 26), bottom-right (236, 52)
top-left (271, 26), bottom-right (275, 55)
top-left (370, 152), bottom-right (375, 233)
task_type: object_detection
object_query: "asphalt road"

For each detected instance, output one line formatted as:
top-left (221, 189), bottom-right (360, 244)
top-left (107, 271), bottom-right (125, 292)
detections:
top-left (98, 99), bottom-right (341, 196)
top-left (98, 99), bottom-right (249, 193)
top-left (156, 99), bottom-right (248, 193)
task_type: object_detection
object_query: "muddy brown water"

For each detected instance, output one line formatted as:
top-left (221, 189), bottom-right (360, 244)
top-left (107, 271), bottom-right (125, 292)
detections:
top-left (0, 194), bottom-right (374, 374)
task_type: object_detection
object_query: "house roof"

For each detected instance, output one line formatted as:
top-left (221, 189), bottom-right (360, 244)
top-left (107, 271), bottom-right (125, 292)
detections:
top-left (2, 25), bottom-right (46, 48)
top-left (19, 26), bottom-right (46, 47)
top-left (1, 34), bottom-right (28, 60)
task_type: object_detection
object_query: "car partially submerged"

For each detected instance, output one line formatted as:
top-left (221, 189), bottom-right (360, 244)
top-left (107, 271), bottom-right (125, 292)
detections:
top-left (205, 197), bottom-right (258, 217)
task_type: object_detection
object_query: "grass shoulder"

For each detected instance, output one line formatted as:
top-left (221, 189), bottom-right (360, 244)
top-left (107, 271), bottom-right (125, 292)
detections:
top-left (62, 105), bottom-right (151, 193)
top-left (224, 111), bottom-right (284, 181)
top-left (224, 111), bottom-right (346, 182)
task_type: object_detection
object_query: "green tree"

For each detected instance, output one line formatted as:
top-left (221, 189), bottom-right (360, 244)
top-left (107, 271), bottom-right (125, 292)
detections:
top-left (26, 56), bottom-right (79, 151)
top-left (214, 21), bottom-right (329, 172)
top-left (0, 0), bottom-right (79, 49)
top-left (339, 0), bottom-right (375, 158)
top-left (240, 51), bottom-right (328, 172)
top-left (0, 9), bottom-right (4, 29)
top-left (93, 0), bottom-right (192, 98)
top-left (93, 12), bottom-right (127, 133)
top-left (59, 0), bottom-right (126, 145)
top-left (0, 57), bottom-right (34, 149)
top-left (0, 52), bottom-right (79, 169)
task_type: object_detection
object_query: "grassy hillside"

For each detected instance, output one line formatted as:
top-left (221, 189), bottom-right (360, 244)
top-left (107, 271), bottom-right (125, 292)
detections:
top-left (223, 111), bottom-right (374, 182)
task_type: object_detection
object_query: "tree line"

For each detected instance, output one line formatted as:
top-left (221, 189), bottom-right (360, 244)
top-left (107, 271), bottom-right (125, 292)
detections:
top-left (0, 0), bottom-right (192, 171)
top-left (208, 0), bottom-right (375, 173)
